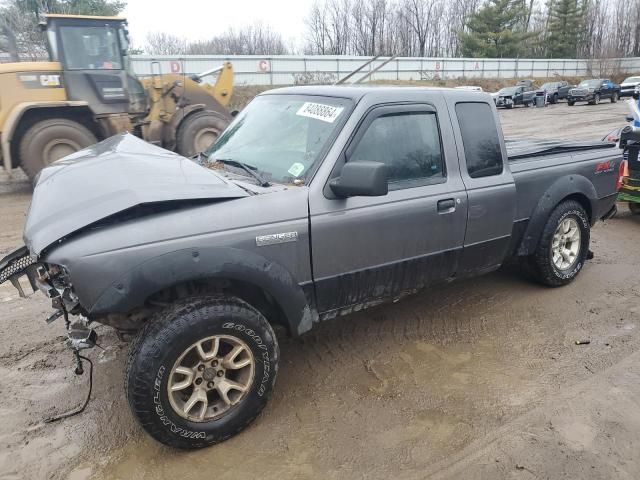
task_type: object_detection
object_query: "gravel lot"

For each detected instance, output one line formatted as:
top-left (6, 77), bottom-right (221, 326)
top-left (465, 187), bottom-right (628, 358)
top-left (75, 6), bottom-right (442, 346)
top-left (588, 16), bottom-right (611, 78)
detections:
top-left (1, 100), bottom-right (639, 480)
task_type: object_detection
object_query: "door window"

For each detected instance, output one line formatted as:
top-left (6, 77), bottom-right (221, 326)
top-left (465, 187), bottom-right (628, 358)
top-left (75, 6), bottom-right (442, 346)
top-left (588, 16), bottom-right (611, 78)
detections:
top-left (455, 102), bottom-right (503, 178)
top-left (349, 112), bottom-right (444, 189)
top-left (60, 26), bottom-right (122, 70)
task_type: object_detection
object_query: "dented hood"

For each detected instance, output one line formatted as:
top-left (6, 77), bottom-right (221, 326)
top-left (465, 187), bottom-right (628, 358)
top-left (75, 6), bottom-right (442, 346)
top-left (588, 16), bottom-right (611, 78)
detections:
top-left (25, 133), bottom-right (248, 255)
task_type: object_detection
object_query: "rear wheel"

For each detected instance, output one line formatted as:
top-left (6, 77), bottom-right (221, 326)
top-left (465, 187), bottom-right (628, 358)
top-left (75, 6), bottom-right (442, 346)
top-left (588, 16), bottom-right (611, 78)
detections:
top-left (176, 111), bottom-right (230, 157)
top-left (19, 118), bottom-right (97, 181)
top-left (526, 200), bottom-right (590, 287)
top-left (125, 296), bottom-right (279, 449)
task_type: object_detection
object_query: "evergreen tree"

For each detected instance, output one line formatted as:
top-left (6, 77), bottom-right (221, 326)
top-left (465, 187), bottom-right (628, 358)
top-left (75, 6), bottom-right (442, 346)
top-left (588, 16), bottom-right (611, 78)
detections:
top-left (459, 0), bottom-right (535, 57)
top-left (545, 0), bottom-right (584, 58)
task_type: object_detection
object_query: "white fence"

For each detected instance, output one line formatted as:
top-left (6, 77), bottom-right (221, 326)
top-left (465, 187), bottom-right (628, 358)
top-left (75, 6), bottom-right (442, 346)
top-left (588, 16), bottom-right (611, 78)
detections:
top-left (130, 55), bottom-right (640, 86)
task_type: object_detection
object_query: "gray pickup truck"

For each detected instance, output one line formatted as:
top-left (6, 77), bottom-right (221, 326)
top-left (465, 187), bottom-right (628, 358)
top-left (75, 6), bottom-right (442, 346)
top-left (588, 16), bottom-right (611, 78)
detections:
top-left (0, 86), bottom-right (622, 449)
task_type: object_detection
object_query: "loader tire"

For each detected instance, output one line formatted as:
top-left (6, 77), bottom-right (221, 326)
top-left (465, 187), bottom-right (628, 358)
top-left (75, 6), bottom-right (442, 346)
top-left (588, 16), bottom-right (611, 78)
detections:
top-left (526, 200), bottom-right (590, 287)
top-left (176, 111), bottom-right (229, 157)
top-left (19, 118), bottom-right (97, 182)
top-left (125, 295), bottom-right (279, 449)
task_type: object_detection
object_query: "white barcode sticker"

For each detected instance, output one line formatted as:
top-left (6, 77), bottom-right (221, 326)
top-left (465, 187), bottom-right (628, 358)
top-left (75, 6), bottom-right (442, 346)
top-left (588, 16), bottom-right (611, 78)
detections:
top-left (287, 162), bottom-right (305, 177)
top-left (296, 102), bottom-right (344, 123)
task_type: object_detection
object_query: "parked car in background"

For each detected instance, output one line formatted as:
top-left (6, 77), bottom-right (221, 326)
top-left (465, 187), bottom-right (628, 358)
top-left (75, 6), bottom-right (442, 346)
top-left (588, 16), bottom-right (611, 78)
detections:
top-left (538, 81), bottom-right (572, 104)
top-left (568, 79), bottom-right (620, 105)
top-left (620, 76), bottom-right (640, 97)
top-left (495, 85), bottom-right (536, 108)
top-left (455, 86), bottom-right (484, 92)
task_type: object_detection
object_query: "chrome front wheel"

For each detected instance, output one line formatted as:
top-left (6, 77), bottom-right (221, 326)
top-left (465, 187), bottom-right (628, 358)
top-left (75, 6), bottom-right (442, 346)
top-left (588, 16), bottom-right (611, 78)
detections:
top-left (168, 335), bottom-right (255, 422)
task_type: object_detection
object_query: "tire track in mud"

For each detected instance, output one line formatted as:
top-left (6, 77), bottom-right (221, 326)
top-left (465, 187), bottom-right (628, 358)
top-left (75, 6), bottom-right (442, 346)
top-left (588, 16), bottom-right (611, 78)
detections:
top-left (281, 273), bottom-right (523, 380)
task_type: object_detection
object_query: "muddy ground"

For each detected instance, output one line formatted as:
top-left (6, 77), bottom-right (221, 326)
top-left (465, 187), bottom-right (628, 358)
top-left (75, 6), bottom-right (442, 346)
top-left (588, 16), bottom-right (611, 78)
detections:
top-left (1, 100), bottom-right (639, 480)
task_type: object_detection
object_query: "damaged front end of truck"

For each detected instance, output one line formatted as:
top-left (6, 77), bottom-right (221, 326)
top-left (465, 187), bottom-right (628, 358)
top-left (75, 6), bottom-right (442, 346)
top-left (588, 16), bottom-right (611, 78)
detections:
top-left (0, 133), bottom-right (252, 380)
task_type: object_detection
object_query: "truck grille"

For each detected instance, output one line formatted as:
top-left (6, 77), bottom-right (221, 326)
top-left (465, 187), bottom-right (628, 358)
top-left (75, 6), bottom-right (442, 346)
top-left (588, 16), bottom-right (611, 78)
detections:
top-left (0, 247), bottom-right (35, 285)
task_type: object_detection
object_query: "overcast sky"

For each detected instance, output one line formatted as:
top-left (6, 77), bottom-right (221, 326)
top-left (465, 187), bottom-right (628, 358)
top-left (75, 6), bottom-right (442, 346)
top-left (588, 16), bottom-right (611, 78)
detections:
top-left (124, 0), bottom-right (313, 51)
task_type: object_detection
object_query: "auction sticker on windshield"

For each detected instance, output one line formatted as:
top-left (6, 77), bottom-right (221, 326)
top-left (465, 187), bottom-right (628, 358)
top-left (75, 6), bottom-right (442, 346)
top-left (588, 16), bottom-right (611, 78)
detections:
top-left (288, 162), bottom-right (305, 177)
top-left (296, 102), bottom-right (344, 123)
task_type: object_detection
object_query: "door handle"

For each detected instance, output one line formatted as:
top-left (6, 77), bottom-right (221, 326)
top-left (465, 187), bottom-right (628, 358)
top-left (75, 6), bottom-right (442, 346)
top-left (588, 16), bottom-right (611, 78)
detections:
top-left (437, 198), bottom-right (456, 213)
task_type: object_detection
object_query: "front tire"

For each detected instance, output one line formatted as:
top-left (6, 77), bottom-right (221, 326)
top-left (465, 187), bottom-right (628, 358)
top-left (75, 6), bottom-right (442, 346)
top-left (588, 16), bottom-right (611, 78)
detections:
top-left (527, 200), bottom-right (590, 287)
top-left (552, 93), bottom-right (558, 104)
top-left (611, 92), bottom-right (619, 103)
top-left (19, 118), bottom-right (97, 182)
top-left (125, 296), bottom-right (279, 449)
top-left (629, 202), bottom-right (640, 215)
top-left (176, 111), bottom-right (230, 157)
top-left (568, 100), bottom-right (575, 106)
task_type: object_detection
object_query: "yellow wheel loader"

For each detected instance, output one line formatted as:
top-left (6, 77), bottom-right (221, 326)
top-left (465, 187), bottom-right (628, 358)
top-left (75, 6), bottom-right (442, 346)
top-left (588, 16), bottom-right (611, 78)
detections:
top-left (0, 14), bottom-right (234, 181)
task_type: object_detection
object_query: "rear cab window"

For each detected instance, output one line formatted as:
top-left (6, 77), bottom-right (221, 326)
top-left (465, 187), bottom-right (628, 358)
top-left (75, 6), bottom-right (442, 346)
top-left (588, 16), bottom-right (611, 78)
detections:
top-left (455, 102), bottom-right (503, 178)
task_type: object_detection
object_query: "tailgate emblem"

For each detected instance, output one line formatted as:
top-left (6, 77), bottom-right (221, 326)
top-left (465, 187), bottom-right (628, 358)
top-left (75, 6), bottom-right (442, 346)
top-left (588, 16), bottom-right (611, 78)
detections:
top-left (256, 232), bottom-right (298, 246)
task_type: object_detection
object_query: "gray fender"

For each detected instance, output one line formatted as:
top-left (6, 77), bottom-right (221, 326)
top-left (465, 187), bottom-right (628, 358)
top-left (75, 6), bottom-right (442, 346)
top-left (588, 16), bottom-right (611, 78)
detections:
top-left (517, 174), bottom-right (597, 256)
top-left (89, 246), bottom-right (314, 336)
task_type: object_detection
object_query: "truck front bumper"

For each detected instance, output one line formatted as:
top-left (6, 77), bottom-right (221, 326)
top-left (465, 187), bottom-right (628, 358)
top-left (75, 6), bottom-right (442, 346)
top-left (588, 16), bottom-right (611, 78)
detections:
top-left (568, 94), bottom-right (594, 103)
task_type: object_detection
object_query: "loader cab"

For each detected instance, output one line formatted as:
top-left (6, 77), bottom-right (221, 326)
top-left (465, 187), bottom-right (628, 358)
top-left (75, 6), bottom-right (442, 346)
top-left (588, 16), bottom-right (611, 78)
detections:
top-left (43, 14), bottom-right (147, 115)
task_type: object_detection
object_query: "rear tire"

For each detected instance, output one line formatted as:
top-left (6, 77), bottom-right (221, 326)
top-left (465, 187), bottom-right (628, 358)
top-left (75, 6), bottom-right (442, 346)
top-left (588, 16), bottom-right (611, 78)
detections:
top-left (176, 111), bottom-right (230, 157)
top-left (19, 118), bottom-right (97, 182)
top-left (526, 200), bottom-right (590, 287)
top-left (125, 296), bottom-right (279, 449)
top-left (629, 202), bottom-right (640, 215)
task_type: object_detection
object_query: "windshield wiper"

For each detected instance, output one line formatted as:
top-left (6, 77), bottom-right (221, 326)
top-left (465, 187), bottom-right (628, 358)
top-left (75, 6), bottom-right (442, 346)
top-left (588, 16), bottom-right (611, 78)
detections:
top-left (213, 158), bottom-right (270, 187)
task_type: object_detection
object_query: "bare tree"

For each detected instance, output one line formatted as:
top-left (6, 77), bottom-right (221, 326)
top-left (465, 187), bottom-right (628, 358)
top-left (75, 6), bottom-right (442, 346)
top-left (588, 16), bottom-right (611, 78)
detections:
top-left (145, 32), bottom-right (187, 55)
top-left (186, 24), bottom-right (288, 55)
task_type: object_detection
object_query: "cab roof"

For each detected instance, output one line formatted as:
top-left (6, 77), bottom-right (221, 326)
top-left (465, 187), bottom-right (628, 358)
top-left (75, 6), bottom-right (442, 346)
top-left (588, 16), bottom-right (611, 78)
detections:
top-left (261, 84), bottom-right (492, 103)
top-left (44, 14), bottom-right (125, 21)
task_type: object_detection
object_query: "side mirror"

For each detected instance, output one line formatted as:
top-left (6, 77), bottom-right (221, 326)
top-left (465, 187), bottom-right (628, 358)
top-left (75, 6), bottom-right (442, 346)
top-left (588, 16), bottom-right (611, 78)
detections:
top-left (329, 161), bottom-right (388, 198)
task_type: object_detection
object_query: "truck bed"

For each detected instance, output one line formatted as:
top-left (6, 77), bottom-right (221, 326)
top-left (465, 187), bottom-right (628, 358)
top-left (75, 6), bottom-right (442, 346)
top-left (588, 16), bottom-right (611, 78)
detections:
top-left (506, 138), bottom-right (616, 161)
top-left (506, 138), bottom-right (620, 227)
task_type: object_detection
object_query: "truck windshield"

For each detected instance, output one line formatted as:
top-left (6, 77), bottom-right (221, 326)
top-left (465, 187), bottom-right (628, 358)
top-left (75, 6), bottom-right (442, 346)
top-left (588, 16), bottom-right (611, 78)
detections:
top-left (623, 76), bottom-right (640, 83)
top-left (206, 95), bottom-right (352, 185)
top-left (498, 87), bottom-right (518, 95)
